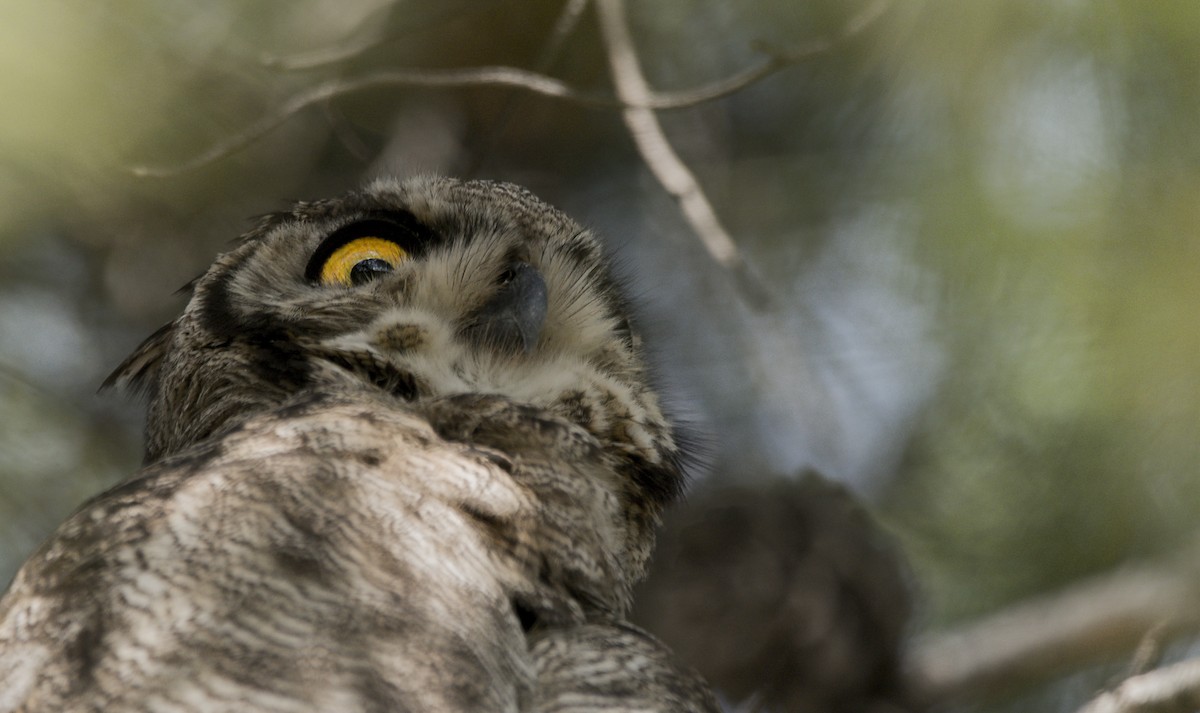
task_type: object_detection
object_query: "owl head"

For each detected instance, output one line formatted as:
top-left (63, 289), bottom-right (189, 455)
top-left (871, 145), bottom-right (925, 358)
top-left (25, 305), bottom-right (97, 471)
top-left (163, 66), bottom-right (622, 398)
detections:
top-left (107, 176), bottom-right (683, 507)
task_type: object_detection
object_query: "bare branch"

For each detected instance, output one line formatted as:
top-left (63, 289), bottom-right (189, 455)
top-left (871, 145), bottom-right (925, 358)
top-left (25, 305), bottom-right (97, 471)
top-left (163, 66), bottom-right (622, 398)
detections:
top-left (1076, 658), bottom-right (1200, 713)
top-left (1127, 622), bottom-right (1173, 678)
top-left (130, 67), bottom-right (612, 178)
top-left (643, 53), bottom-right (798, 110)
top-left (594, 0), bottom-right (770, 308)
top-left (267, 0), bottom-right (890, 101)
top-left (133, 48), bottom-right (811, 179)
top-left (134, 0), bottom-right (892, 200)
top-left (649, 0), bottom-right (894, 109)
top-left (909, 546), bottom-right (1200, 706)
top-left (541, 0), bottom-right (592, 63)
top-left (136, 51), bottom-right (823, 179)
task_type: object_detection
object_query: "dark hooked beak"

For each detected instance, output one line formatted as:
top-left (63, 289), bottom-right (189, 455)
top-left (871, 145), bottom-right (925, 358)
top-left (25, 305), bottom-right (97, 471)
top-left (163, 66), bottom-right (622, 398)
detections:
top-left (462, 262), bottom-right (547, 355)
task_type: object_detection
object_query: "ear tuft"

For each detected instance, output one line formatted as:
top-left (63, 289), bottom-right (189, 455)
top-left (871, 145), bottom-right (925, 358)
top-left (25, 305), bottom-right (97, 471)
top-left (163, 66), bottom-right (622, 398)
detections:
top-left (100, 322), bottom-right (175, 395)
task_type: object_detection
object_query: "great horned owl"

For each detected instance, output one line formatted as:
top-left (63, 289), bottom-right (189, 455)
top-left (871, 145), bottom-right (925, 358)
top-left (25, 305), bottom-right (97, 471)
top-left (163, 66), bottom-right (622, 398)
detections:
top-left (0, 177), bottom-right (717, 712)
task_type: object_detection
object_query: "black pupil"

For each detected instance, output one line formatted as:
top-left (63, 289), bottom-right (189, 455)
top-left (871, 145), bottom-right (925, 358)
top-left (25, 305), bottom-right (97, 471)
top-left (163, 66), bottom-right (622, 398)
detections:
top-left (350, 258), bottom-right (394, 285)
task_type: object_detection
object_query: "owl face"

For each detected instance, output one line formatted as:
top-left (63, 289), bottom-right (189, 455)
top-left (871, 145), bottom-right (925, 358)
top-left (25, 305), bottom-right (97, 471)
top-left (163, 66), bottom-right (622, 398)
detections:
top-left (109, 177), bottom-right (681, 504)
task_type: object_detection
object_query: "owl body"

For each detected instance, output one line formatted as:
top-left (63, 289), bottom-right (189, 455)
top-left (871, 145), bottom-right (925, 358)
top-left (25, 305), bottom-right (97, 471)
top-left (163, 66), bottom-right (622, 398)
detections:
top-left (0, 177), bottom-right (716, 712)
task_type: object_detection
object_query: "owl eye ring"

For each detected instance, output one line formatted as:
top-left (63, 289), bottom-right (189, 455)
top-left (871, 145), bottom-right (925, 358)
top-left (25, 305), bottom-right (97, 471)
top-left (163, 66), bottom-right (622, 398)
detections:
top-left (320, 238), bottom-right (407, 286)
top-left (305, 214), bottom-right (433, 287)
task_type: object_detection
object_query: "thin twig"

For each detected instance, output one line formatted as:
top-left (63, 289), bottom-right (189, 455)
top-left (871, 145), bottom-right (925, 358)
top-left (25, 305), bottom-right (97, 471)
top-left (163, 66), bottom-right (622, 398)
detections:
top-left (594, 0), bottom-right (770, 307)
top-left (130, 67), bottom-right (612, 177)
top-left (535, 0), bottom-right (592, 71)
top-left (1127, 622), bottom-right (1173, 678)
top-left (132, 54), bottom-right (802, 178)
top-left (134, 1), bottom-right (892, 192)
top-left (1076, 658), bottom-right (1200, 713)
top-left (909, 546), bottom-right (1200, 706)
top-left (467, 0), bottom-right (591, 176)
top-left (652, 0), bottom-right (893, 109)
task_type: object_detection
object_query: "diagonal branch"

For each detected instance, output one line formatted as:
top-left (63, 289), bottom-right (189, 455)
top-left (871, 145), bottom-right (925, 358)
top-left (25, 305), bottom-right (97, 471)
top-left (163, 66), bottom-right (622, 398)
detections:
top-left (131, 50), bottom-right (815, 179)
top-left (132, 1), bottom-right (895, 180)
top-left (130, 66), bottom-right (613, 178)
top-left (651, 0), bottom-right (893, 109)
top-left (134, 0), bottom-right (894, 180)
top-left (531, 0), bottom-right (592, 68)
top-left (909, 542), bottom-right (1200, 707)
top-left (1076, 658), bottom-right (1200, 713)
top-left (594, 0), bottom-right (770, 307)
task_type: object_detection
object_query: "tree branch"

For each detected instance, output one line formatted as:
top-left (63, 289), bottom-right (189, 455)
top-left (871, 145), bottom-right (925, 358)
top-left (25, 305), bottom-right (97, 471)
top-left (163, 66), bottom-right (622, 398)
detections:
top-left (1076, 658), bottom-right (1200, 713)
top-left (130, 66), bottom-right (612, 177)
top-left (909, 545), bottom-right (1200, 706)
top-left (134, 2), bottom-right (894, 181)
top-left (594, 0), bottom-right (770, 307)
top-left (650, 0), bottom-right (893, 109)
top-left (130, 51), bottom-right (812, 179)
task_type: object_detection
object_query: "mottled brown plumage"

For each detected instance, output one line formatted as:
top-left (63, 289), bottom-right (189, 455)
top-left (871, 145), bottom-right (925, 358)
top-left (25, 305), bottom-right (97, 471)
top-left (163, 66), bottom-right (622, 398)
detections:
top-left (0, 177), bottom-right (717, 712)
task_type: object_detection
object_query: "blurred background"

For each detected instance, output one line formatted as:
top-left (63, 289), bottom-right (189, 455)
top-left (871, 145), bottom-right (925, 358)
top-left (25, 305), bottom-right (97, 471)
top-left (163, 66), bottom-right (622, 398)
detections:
top-left (2, 1), bottom-right (1199, 709)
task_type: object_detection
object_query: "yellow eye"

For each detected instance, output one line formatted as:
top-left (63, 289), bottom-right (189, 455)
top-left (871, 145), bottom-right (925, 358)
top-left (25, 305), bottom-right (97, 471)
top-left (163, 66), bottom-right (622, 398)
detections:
top-left (306, 215), bottom-right (432, 286)
top-left (318, 237), bottom-right (408, 287)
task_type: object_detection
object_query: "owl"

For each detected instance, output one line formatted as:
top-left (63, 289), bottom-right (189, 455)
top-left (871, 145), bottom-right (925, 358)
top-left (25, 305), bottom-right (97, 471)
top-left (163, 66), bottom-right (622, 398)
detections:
top-left (0, 177), bottom-right (718, 712)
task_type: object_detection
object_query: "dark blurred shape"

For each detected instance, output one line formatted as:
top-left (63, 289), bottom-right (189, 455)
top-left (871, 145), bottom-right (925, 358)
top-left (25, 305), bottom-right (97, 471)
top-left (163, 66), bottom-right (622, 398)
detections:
top-left (634, 473), bottom-right (912, 713)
